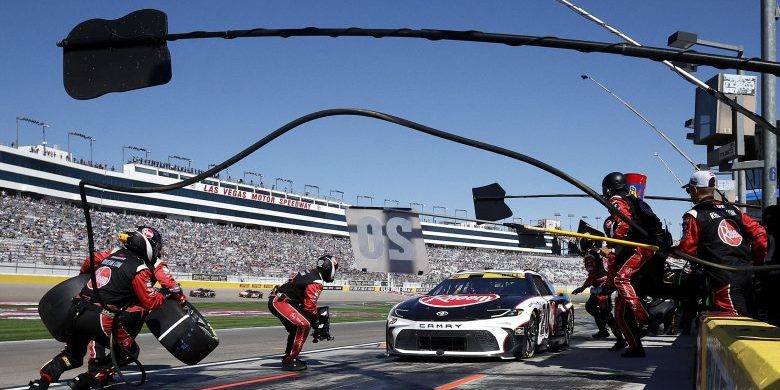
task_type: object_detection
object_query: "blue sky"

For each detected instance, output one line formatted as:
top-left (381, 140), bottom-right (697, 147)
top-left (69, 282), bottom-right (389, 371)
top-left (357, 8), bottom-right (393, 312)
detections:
top-left (0, 1), bottom-right (772, 238)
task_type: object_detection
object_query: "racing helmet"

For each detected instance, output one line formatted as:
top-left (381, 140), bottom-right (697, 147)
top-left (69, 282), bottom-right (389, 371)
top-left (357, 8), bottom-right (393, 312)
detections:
top-left (316, 255), bottom-right (339, 283)
top-left (601, 172), bottom-right (627, 198)
top-left (120, 226), bottom-right (163, 264)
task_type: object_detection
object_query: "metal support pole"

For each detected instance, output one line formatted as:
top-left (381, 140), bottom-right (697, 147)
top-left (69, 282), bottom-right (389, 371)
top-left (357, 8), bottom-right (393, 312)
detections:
top-left (762, 0), bottom-right (777, 208)
top-left (735, 60), bottom-right (747, 209)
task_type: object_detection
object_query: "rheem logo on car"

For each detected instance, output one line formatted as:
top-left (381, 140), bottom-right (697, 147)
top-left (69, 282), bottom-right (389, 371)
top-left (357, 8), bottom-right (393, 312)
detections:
top-left (419, 294), bottom-right (499, 308)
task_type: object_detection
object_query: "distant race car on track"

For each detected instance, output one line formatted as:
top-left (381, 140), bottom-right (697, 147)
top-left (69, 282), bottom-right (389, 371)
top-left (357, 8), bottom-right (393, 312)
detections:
top-left (189, 288), bottom-right (216, 298)
top-left (386, 269), bottom-right (574, 360)
top-left (239, 289), bottom-right (264, 299)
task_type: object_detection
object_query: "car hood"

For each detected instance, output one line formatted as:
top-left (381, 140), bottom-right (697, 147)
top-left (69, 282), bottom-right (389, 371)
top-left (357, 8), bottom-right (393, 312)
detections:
top-left (392, 294), bottom-right (536, 321)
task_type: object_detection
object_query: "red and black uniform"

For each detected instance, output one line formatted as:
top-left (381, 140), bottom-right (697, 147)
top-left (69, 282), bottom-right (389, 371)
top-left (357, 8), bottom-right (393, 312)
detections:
top-left (577, 250), bottom-right (621, 339)
top-left (268, 269), bottom-right (324, 359)
top-left (673, 199), bottom-right (767, 316)
top-left (37, 249), bottom-right (167, 386)
top-left (604, 194), bottom-right (665, 351)
top-left (79, 251), bottom-right (184, 382)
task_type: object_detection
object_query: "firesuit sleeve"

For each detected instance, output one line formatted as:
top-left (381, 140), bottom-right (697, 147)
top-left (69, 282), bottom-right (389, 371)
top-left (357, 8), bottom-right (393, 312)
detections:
top-left (580, 272), bottom-right (596, 289)
top-left (79, 249), bottom-right (115, 274)
top-left (302, 283), bottom-right (323, 319)
top-left (131, 268), bottom-right (167, 310)
top-left (604, 251), bottom-right (617, 289)
top-left (741, 212), bottom-right (768, 265)
top-left (609, 197), bottom-right (632, 241)
top-left (152, 260), bottom-right (178, 289)
top-left (672, 212), bottom-right (699, 257)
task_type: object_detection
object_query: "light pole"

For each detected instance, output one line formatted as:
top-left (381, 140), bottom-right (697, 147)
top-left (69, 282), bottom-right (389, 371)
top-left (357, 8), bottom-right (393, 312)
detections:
top-left (410, 202), bottom-right (424, 212)
top-left (168, 155), bottom-right (191, 169)
top-left (384, 199), bottom-right (399, 207)
top-left (274, 177), bottom-right (292, 192)
top-left (567, 213), bottom-right (575, 231)
top-left (16, 117), bottom-right (49, 152)
top-left (122, 145), bottom-right (150, 164)
top-left (553, 213), bottom-right (561, 229)
top-left (68, 132), bottom-right (96, 163)
top-left (304, 184), bottom-right (320, 198)
top-left (244, 171), bottom-right (263, 185)
top-left (668, 31), bottom-right (749, 207)
top-left (595, 216), bottom-right (602, 228)
top-left (329, 189), bottom-right (344, 203)
top-left (357, 195), bottom-right (374, 206)
top-left (432, 205), bottom-right (446, 223)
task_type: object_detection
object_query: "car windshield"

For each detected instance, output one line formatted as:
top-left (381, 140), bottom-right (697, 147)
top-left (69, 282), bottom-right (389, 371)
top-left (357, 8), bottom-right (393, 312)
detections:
top-left (427, 276), bottom-right (534, 296)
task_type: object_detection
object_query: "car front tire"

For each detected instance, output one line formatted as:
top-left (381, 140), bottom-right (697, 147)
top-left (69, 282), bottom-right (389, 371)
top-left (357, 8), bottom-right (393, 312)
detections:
top-left (517, 312), bottom-right (538, 359)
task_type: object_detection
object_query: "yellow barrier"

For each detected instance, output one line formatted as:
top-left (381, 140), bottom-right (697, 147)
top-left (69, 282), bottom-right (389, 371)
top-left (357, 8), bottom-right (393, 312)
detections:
top-left (0, 274), bottom-right (69, 284)
top-left (698, 315), bottom-right (780, 389)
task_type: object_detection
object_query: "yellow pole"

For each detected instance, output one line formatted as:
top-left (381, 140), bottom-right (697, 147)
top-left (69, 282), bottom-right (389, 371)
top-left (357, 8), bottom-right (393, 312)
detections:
top-left (522, 225), bottom-right (659, 251)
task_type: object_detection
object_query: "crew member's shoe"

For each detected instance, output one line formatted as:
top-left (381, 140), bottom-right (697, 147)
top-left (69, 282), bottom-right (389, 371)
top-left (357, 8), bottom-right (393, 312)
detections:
top-left (592, 329), bottom-right (610, 339)
top-left (67, 374), bottom-right (96, 390)
top-left (28, 380), bottom-right (50, 390)
top-left (281, 358), bottom-right (307, 371)
top-left (608, 339), bottom-right (628, 351)
top-left (621, 347), bottom-right (646, 358)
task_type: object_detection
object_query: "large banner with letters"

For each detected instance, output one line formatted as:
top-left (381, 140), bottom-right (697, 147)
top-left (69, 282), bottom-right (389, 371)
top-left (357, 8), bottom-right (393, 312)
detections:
top-left (345, 207), bottom-right (430, 275)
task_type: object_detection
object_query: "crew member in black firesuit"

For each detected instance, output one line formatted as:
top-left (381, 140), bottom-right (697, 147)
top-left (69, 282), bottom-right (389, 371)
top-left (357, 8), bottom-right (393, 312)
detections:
top-left (671, 171), bottom-right (766, 316)
top-left (268, 255), bottom-right (338, 371)
top-left (600, 172), bottom-right (669, 358)
top-left (28, 227), bottom-right (178, 390)
top-left (571, 249), bottom-right (624, 343)
top-left (68, 227), bottom-right (187, 389)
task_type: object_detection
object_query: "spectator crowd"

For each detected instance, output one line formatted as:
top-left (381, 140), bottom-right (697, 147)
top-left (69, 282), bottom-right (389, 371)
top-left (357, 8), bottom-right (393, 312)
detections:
top-left (0, 192), bottom-right (582, 285)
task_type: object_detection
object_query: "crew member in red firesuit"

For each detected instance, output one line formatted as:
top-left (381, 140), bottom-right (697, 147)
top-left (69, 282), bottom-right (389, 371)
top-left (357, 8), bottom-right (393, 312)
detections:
top-left (671, 171), bottom-right (766, 316)
top-left (600, 172), bottom-right (668, 358)
top-left (69, 227), bottom-right (187, 389)
top-left (572, 249), bottom-right (624, 343)
top-left (269, 255), bottom-right (338, 371)
top-left (28, 227), bottom-right (180, 390)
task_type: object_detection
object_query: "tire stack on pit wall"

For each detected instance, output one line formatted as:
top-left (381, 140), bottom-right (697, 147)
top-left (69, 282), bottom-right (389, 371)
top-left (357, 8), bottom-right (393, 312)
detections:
top-left (697, 314), bottom-right (780, 389)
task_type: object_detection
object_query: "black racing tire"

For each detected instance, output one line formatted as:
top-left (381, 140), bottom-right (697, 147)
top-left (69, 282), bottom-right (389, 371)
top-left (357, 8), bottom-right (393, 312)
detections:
top-left (517, 312), bottom-right (539, 359)
top-left (561, 310), bottom-right (574, 348)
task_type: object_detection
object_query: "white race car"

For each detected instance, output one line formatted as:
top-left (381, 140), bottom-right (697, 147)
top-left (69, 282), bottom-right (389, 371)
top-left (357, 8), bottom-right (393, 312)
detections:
top-left (386, 269), bottom-right (574, 360)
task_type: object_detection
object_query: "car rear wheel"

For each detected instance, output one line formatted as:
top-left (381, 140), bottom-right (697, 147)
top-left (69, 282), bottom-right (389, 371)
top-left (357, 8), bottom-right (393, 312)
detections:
top-left (517, 312), bottom-right (538, 359)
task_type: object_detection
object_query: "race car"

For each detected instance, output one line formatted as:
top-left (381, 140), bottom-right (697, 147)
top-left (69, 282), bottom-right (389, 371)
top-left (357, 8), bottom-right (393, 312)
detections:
top-left (386, 269), bottom-right (574, 360)
top-left (238, 289), bottom-right (263, 299)
top-left (189, 288), bottom-right (216, 298)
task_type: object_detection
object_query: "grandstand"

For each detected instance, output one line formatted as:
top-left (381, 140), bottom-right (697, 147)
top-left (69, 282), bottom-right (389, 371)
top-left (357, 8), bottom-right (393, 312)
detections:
top-left (0, 192), bottom-right (584, 286)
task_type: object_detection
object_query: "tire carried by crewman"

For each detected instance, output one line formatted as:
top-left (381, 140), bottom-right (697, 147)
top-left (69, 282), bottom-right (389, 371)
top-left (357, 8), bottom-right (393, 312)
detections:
top-left (38, 274), bottom-right (91, 342)
top-left (145, 299), bottom-right (219, 365)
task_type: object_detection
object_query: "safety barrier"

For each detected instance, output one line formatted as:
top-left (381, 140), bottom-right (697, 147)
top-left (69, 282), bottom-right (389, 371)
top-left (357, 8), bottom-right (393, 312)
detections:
top-left (697, 314), bottom-right (780, 389)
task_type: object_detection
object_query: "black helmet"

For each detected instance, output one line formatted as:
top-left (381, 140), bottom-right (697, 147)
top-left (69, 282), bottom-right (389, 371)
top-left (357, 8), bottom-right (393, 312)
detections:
top-left (601, 172), bottom-right (627, 198)
top-left (121, 226), bottom-right (163, 264)
top-left (316, 255), bottom-right (339, 283)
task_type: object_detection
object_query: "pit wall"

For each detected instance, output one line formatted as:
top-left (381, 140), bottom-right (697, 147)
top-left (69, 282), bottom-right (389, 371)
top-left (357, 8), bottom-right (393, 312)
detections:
top-left (697, 313), bottom-right (780, 389)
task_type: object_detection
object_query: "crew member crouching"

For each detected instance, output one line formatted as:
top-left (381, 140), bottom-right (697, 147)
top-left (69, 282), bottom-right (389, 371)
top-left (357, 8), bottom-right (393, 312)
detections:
top-left (29, 227), bottom-right (174, 390)
top-left (269, 255), bottom-right (338, 371)
top-left (572, 249), bottom-right (623, 343)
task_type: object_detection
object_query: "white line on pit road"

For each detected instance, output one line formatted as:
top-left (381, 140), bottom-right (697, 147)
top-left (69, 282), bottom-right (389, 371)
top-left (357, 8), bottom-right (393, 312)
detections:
top-left (0, 341), bottom-right (384, 390)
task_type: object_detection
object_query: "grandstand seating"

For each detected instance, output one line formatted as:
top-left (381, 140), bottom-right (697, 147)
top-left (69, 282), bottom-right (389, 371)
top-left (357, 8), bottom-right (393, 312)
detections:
top-left (0, 192), bottom-right (584, 285)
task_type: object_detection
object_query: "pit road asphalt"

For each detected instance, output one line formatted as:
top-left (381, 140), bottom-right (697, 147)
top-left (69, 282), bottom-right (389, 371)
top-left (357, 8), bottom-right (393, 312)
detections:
top-left (0, 304), bottom-right (694, 390)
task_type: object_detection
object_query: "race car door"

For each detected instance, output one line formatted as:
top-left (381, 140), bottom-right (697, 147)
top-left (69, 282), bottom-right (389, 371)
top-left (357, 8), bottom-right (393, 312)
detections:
top-left (529, 274), bottom-right (556, 342)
